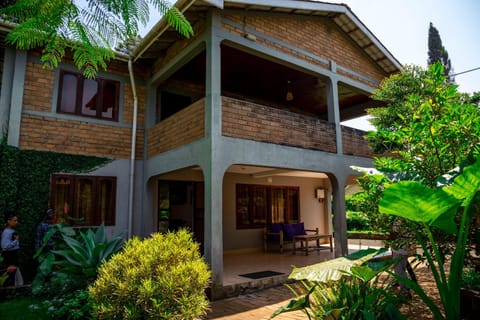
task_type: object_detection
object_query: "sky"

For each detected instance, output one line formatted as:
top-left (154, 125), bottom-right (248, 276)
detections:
top-left (143, 0), bottom-right (480, 130)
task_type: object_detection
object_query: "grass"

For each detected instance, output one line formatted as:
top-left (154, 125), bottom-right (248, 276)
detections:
top-left (0, 296), bottom-right (51, 319)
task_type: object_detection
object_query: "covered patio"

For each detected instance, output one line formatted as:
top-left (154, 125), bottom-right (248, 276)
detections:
top-left (217, 248), bottom-right (334, 299)
top-left (215, 239), bottom-right (385, 299)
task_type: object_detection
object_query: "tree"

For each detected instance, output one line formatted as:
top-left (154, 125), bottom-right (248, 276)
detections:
top-left (347, 61), bottom-right (480, 319)
top-left (428, 22), bottom-right (454, 82)
top-left (361, 62), bottom-right (480, 273)
top-left (0, 0), bottom-right (193, 78)
top-left (367, 62), bottom-right (480, 186)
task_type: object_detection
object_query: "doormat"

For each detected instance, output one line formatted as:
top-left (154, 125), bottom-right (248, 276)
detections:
top-left (239, 270), bottom-right (284, 279)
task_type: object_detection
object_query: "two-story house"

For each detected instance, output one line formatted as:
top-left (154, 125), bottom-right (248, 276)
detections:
top-left (0, 0), bottom-right (400, 298)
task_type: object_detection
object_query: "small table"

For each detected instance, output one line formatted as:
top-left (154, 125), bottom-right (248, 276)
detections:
top-left (293, 234), bottom-right (333, 255)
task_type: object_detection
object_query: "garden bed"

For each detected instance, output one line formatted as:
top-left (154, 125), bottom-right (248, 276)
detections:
top-left (347, 231), bottom-right (390, 240)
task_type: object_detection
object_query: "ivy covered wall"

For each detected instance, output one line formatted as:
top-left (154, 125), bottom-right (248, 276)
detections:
top-left (0, 137), bottom-right (110, 281)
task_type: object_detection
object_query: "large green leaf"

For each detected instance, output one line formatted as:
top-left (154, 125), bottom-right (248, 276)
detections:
top-left (62, 234), bottom-right (89, 258)
top-left (94, 223), bottom-right (107, 244)
top-left (270, 284), bottom-right (315, 319)
top-left (269, 296), bottom-right (310, 319)
top-left (81, 229), bottom-right (96, 254)
top-left (383, 303), bottom-right (407, 320)
top-left (289, 248), bottom-right (384, 282)
top-left (349, 266), bottom-right (382, 283)
top-left (379, 181), bottom-right (461, 234)
top-left (51, 249), bottom-right (86, 267)
top-left (38, 253), bottom-right (55, 276)
top-left (444, 157), bottom-right (480, 206)
top-left (98, 235), bottom-right (124, 262)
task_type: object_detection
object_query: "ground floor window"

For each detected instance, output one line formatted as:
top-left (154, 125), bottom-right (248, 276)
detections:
top-left (236, 184), bottom-right (300, 229)
top-left (50, 174), bottom-right (116, 226)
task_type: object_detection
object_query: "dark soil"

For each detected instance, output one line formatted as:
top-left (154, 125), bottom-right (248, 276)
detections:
top-left (398, 262), bottom-right (442, 319)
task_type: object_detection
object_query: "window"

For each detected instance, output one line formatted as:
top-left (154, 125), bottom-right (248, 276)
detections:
top-left (57, 70), bottom-right (120, 121)
top-left (236, 184), bottom-right (300, 229)
top-left (155, 89), bottom-right (192, 123)
top-left (50, 174), bottom-right (116, 226)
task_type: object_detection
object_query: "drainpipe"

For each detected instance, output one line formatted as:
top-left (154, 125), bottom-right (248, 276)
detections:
top-left (127, 59), bottom-right (138, 238)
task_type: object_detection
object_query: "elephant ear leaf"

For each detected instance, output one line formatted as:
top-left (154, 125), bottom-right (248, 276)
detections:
top-left (444, 157), bottom-right (480, 206)
top-left (289, 248), bottom-right (383, 282)
top-left (269, 284), bottom-right (315, 319)
top-left (379, 181), bottom-right (461, 234)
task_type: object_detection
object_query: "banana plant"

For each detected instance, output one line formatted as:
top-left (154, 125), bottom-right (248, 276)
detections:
top-left (379, 157), bottom-right (480, 319)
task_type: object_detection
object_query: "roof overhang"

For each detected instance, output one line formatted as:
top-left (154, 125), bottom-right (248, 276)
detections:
top-left (133, 0), bottom-right (402, 74)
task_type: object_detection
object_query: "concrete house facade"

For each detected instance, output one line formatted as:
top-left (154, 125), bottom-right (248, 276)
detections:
top-left (0, 0), bottom-right (400, 296)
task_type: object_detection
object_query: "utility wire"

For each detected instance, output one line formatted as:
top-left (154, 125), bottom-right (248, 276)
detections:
top-left (451, 66), bottom-right (480, 77)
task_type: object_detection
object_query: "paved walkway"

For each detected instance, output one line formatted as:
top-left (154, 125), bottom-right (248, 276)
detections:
top-left (206, 284), bottom-right (306, 320)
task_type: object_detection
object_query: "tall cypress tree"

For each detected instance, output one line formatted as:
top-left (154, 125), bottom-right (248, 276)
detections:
top-left (428, 22), bottom-right (454, 82)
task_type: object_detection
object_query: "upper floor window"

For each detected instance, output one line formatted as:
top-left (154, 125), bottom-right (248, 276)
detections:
top-left (236, 184), bottom-right (300, 229)
top-left (57, 70), bottom-right (120, 121)
top-left (50, 174), bottom-right (116, 227)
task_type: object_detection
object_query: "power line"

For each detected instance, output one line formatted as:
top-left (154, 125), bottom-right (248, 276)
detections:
top-left (451, 66), bottom-right (480, 77)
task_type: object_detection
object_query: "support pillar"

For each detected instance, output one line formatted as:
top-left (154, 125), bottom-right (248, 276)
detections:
top-left (331, 174), bottom-right (348, 257)
top-left (204, 10), bottom-right (224, 296)
top-left (326, 62), bottom-right (343, 155)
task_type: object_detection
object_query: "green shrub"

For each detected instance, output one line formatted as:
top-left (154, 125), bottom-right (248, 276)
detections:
top-left (346, 211), bottom-right (371, 231)
top-left (31, 224), bottom-right (125, 319)
top-left (89, 229), bottom-right (211, 320)
top-left (33, 224), bottom-right (125, 294)
top-left (33, 289), bottom-right (92, 320)
top-left (462, 268), bottom-right (480, 292)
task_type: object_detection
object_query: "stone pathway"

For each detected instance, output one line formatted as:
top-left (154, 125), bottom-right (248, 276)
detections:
top-left (206, 284), bottom-right (306, 319)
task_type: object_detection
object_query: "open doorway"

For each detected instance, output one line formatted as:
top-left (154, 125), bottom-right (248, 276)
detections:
top-left (157, 180), bottom-right (204, 253)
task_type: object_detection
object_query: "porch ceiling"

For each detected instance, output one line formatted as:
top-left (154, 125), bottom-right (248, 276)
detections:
top-left (227, 165), bottom-right (328, 179)
top-left (169, 45), bottom-right (378, 121)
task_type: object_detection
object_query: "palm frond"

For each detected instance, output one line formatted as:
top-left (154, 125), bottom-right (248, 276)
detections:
top-left (2, 0), bottom-right (193, 78)
top-left (0, 0), bottom-right (43, 23)
top-left (81, 1), bottom-right (127, 46)
top-left (71, 40), bottom-right (114, 78)
top-left (40, 36), bottom-right (67, 69)
top-left (165, 6), bottom-right (193, 38)
top-left (150, 0), bottom-right (193, 38)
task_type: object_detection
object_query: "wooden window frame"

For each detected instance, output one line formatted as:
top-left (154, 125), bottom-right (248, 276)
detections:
top-left (236, 184), bottom-right (300, 229)
top-left (57, 70), bottom-right (120, 121)
top-left (50, 174), bottom-right (116, 226)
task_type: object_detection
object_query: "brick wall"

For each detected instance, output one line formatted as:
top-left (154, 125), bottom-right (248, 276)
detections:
top-left (19, 59), bottom-right (145, 159)
top-left (222, 96), bottom-right (337, 153)
top-left (23, 62), bottom-right (55, 112)
top-left (222, 14), bottom-right (387, 86)
top-left (20, 114), bottom-right (144, 159)
top-left (147, 98), bottom-right (205, 158)
top-left (341, 126), bottom-right (373, 158)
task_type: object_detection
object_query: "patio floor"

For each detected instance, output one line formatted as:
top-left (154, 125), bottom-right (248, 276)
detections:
top-left (214, 239), bottom-right (385, 299)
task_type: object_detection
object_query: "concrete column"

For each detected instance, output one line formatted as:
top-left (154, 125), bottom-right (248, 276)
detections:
top-left (331, 173), bottom-right (348, 256)
top-left (204, 10), bottom-right (224, 291)
top-left (2, 50), bottom-right (28, 147)
top-left (0, 48), bottom-right (15, 134)
top-left (326, 61), bottom-right (343, 155)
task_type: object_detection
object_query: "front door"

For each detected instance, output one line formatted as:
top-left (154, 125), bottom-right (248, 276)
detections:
top-left (157, 180), bottom-right (205, 254)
